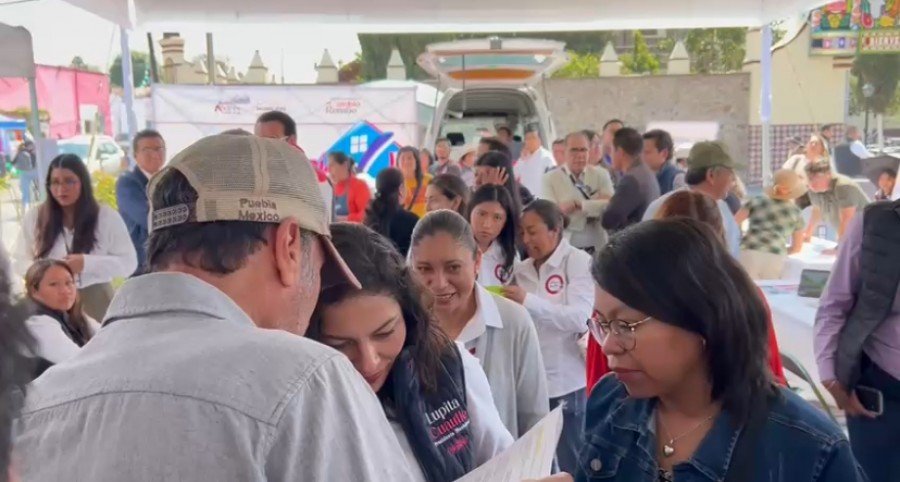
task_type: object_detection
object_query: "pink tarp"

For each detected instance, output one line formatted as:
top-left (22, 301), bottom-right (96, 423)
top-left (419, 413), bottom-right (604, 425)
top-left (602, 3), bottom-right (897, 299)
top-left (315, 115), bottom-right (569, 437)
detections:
top-left (0, 65), bottom-right (111, 139)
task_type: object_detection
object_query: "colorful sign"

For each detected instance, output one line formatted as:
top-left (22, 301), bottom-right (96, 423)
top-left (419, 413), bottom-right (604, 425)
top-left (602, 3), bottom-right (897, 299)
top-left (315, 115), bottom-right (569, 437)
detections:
top-left (317, 121), bottom-right (401, 180)
top-left (810, 1), bottom-right (900, 55)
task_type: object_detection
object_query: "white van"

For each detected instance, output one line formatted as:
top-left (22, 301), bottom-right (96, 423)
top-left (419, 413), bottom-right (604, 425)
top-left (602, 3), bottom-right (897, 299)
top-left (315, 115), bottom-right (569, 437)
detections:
top-left (417, 37), bottom-right (568, 154)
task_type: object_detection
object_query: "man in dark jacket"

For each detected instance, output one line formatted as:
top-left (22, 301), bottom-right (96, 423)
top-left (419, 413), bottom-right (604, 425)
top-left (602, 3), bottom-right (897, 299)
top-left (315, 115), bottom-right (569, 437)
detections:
top-left (116, 130), bottom-right (166, 276)
top-left (601, 127), bottom-right (661, 231)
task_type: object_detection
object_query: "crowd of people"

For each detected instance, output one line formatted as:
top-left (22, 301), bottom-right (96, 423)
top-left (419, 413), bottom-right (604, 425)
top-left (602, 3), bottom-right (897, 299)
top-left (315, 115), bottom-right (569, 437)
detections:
top-left (0, 110), bottom-right (896, 482)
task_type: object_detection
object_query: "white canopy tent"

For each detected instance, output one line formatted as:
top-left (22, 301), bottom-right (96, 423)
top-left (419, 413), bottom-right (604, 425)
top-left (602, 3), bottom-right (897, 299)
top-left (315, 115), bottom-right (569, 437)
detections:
top-left (59, 0), bottom-right (829, 185)
top-left (0, 23), bottom-right (40, 143)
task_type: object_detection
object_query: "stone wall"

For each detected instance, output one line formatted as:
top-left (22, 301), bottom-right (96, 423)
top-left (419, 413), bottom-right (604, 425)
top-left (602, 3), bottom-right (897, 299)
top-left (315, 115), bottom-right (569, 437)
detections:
top-left (544, 73), bottom-right (754, 182)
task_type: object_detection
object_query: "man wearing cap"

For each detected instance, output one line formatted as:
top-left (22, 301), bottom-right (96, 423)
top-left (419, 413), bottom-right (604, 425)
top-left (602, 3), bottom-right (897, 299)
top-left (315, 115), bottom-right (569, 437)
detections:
top-left (14, 135), bottom-right (415, 481)
top-left (642, 141), bottom-right (742, 258)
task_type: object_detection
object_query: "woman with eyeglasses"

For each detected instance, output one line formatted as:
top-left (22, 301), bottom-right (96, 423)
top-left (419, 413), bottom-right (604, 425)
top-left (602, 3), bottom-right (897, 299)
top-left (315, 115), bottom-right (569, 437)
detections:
top-left (14, 154), bottom-right (137, 320)
top-left (584, 191), bottom-right (787, 392)
top-left (503, 199), bottom-right (594, 474)
top-left (576, 218), bottom-right (863, 482)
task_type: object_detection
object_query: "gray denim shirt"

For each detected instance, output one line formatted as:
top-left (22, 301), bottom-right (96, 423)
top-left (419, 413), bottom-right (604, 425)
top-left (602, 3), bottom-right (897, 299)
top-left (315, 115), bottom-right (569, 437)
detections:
top-left (15, 273), bottom-right (415, 482)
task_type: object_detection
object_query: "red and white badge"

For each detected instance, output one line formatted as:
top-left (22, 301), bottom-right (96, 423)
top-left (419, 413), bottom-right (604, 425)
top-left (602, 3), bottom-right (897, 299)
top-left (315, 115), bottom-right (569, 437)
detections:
top-left (545, 274), bottom-right (565, 295)
top-left (494, 264), bottom-right (510, 283)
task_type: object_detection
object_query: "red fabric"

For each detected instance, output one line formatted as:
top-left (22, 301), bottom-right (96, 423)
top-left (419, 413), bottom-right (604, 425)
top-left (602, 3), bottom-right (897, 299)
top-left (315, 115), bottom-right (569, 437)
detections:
top-left (586, 287), bottom-right (788, 394)
top-left (0, 65), bottom-right (111, 138)
top-left (334, 177), bottom-right (372, 223)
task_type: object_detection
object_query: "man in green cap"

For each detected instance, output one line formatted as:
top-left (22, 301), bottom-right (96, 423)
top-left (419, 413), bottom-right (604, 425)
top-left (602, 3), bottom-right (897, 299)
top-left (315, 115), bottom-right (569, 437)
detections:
top-left (642, 140), bottom-right (742, 257)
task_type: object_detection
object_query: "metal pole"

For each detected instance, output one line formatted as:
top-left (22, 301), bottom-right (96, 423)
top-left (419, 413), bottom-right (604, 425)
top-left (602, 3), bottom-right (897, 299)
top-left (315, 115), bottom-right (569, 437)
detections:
top-left (206, 33), bottom-right (215, 85)
top-left (760, 25), bottom-right (773, 188)
top-left (120, 26), bottom-right (138, 166)
top-left (27, 78), bottom-right (41, 141)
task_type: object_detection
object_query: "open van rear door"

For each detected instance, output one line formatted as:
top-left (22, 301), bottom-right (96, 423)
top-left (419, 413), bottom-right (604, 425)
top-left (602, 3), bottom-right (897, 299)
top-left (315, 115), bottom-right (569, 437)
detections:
top-left (417, 37), bottom-right (568, 87)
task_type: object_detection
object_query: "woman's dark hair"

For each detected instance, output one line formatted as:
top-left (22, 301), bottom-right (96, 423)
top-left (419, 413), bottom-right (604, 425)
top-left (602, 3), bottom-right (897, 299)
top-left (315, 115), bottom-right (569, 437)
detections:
top-left (411, 209), bottom-right (479, 260)
top-left (475, 150), bottom-right (523, 217)
top-left (656, 191), bottom-right (725, 244)
top-left (398, 146), bottom-right (423, 184)
top-left (25, 259), bottom-right (92, 343)
top-left (309, 223), bottom-right (453, 393)
top-left (469, 185), bottom-right (518, 276)
top-left (35, 154), bottom-right (100, 259)
top-left (0, 266), bottom-right (35, 474)
top-left (328, 151), bottom-right (355, 173)
top-left (593, 218), bottom-right (775, 423)
top-left (478, 137), bottom-right (512, 160)
top-left (365, 167), bottom-right (405, 239)
top-left (522, 199), bottom-right (568, 242)
top-left (429, 173), bottom-right (469, 216)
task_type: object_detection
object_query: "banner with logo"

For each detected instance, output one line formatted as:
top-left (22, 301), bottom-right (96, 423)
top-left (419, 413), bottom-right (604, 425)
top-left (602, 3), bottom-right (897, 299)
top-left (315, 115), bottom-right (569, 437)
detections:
top-left (810, 1), bottom-right (900, 55)
top-left (151, 84), bottom-right (418, 180)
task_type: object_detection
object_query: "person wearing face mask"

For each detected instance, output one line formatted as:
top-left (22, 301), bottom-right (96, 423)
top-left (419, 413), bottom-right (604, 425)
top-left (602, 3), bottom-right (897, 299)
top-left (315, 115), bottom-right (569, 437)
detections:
top-left (578, 218), bottom-right (863, 482)
top-left (13, 154), bottom-right (137, 320)
top-left (308, 223), bottom-right (512, 482)
top-left (23, 259), bottom-right (98, 368)
top-left (469, 185), bottom-right (519, 288)
top-left (503, 199), bottom-right (594, 474)
top-left (410, 210), bottom-right (549, 438)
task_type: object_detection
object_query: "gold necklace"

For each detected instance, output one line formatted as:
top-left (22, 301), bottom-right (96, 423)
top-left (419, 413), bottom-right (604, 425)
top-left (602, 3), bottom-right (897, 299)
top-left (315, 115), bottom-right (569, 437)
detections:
top-left (657, 412), bottom-right (715, 457)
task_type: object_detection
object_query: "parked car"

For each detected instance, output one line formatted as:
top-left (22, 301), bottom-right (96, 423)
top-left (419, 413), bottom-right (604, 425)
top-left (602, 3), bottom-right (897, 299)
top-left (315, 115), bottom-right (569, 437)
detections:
top-left (417, 37), bottom-right (567, 152)
top-left (57, 135), bottom-right (127, 175)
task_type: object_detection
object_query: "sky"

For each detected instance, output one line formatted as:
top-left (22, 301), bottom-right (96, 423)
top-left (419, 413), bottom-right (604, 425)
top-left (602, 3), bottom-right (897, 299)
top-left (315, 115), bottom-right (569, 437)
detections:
top-left (0, 0), bottom-right (364, 83)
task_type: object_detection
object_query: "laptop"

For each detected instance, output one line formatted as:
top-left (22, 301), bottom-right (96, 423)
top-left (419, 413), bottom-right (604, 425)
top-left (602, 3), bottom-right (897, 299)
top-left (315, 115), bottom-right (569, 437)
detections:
top-left (797, 269), bottom-right (831, 299)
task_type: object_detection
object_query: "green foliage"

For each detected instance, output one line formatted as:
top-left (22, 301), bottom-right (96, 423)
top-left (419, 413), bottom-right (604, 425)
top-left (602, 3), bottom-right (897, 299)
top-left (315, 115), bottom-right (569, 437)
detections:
top-left (338, 52), bottom-right (365, 83)
top-left (70, 56), bottom-right (100, 72)
top-left (357, 31), bottom-right (613, 81)
top-left (852, 53), bottom-right (900, 115)
top-left (658, 28), bottom-right (746, 74)
top-left (552, 51), bottom-right (600, 78)
top-left (92, 171), bottom-right (118, 210)
top-left (109, 52), bottom-right (151, 89)
top-left (620, 31), bottom-right (660, 75)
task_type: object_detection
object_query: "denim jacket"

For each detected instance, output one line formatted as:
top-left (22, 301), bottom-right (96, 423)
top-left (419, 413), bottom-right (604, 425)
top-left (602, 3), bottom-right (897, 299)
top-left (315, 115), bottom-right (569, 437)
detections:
top-left (576, 376), bottom-right (866, 482)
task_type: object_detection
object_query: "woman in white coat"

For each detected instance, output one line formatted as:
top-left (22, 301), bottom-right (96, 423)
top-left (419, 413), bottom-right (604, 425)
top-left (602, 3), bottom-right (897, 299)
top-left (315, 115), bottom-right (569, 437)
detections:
top-left (24, 259), bottom-right (99, 369)
top-left (14, 154), bottom-right (137, 320)
top-left (503, 199), bottom-right (594, 475)
top-left (469, 185), bottom-right (519, 288)
top-left (410, 209), bottom-right (550, 438)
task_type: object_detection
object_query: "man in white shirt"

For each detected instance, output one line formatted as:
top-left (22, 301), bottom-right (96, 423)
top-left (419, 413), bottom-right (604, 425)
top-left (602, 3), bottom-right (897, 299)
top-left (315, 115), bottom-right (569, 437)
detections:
top-left (834, 126), bottom-right (872, 178)
top-left (516, 127), bottom-right (556, 196)
top-left (14, 134), bottom-right (414, 481)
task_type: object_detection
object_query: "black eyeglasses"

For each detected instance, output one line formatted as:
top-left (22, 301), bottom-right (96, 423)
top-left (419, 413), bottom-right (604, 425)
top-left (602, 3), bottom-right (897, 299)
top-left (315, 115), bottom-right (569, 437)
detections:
top-left (586, 310), bottom-right (652, 352)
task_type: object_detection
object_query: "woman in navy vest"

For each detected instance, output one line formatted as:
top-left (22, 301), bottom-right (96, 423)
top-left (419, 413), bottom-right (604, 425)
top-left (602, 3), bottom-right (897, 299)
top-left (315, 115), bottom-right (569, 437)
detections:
top-left (308, 223), bottom-right (512, 482)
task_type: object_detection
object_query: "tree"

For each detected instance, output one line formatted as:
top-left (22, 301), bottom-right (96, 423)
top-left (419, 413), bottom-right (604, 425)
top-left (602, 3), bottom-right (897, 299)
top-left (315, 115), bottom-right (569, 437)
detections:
top-left (338, 53), bottom-right (365, 83)
top-left (852, 53), bottom-right (900, 115)
top-left (109, 52), bottom-right (151, 89)
top-left (552, 51), bottom-right (600, 78)
top-left (658, 28), bottom-right (746, 73)
top-left (70, 56), bottom-right (99, 72)
top-left (620, 31), bottom-right (660, 75)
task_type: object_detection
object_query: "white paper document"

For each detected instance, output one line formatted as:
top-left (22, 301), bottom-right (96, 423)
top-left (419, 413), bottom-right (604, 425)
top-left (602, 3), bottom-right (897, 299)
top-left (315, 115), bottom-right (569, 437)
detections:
top-left (455, 406), bottom-right (564, 482)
